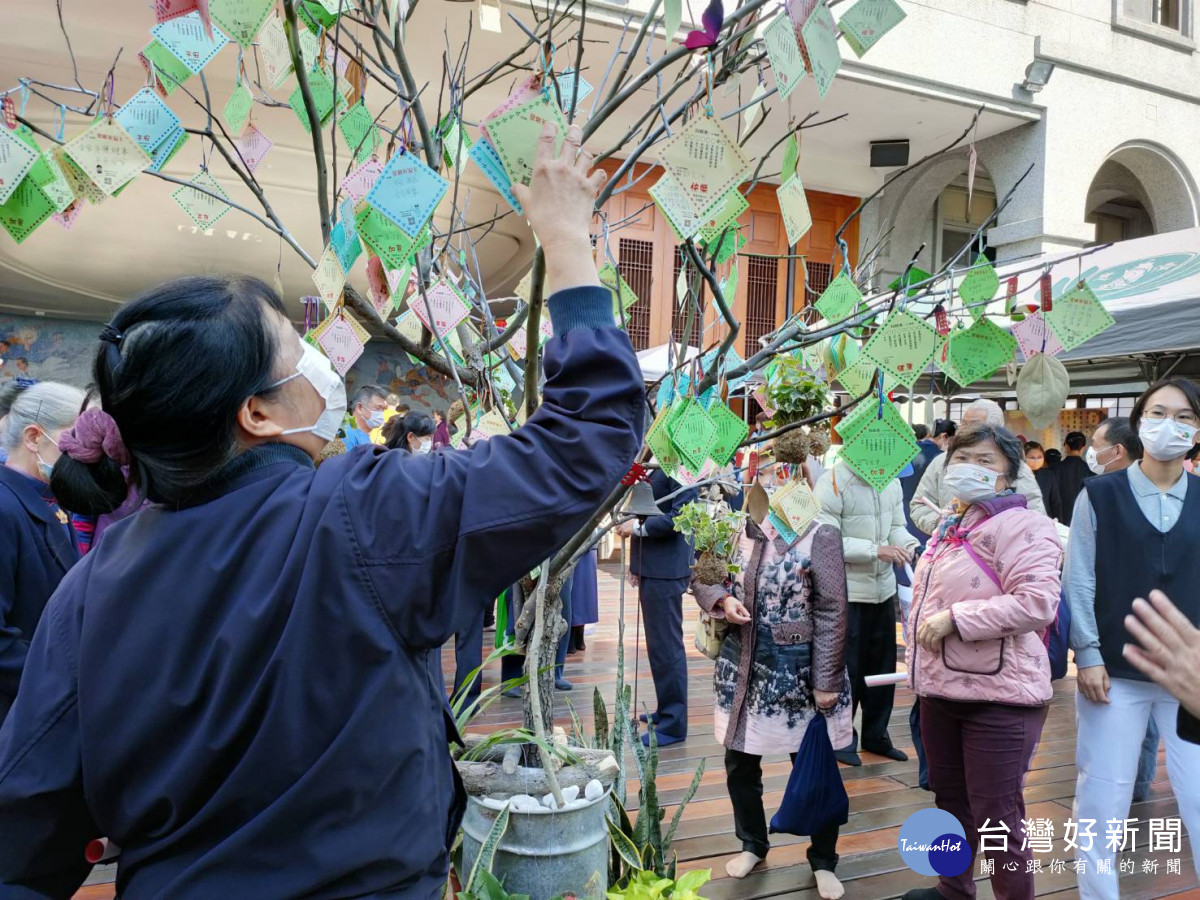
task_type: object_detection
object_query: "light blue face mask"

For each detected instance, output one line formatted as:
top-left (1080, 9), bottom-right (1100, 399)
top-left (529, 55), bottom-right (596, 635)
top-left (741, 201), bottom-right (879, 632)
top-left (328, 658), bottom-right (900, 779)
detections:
top-left (366, 410), bottom-right (386, 430)
top-left (35, 432), bottom-right (60, 483)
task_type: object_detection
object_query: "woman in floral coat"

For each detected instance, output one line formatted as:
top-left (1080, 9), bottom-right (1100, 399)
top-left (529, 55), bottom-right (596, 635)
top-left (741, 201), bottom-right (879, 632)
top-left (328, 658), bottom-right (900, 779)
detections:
top-left (693, 515), bottom-right (852, 899)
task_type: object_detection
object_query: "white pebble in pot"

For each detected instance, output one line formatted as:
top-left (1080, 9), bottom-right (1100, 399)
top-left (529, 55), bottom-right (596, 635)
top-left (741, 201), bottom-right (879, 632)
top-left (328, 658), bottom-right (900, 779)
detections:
top-left (585, 780), bottom-right (604, 801)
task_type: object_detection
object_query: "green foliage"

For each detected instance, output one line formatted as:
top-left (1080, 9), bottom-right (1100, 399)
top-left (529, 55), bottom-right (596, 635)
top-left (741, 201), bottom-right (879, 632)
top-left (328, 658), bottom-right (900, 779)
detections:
top-left (466, 803), bottom-right (512, 893)
top-left (451, 645), bottom-right (528, 735)
top-left (456, 869), bottom-right (530, 900)
top-left (765, 354), bottom-right (830, 425)
top-left (605, 868), bottom-right (713, 900)
top-left (672, 501), bottom-right (746, 574)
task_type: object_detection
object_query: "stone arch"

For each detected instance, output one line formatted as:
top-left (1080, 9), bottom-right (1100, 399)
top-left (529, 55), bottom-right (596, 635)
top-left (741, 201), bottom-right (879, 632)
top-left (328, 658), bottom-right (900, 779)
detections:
top-left (1086, 141), bottom-right (1199, 236)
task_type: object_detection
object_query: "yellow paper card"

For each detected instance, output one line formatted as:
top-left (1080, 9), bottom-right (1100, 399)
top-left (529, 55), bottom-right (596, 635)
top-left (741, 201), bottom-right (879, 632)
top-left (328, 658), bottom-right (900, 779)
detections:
top-left (312, 244), bottom-right (347, 307)
top-left (777, 175), bottom-right (812, 246)
top-left (660, 114), bottom-right (752, 217)
top-left (63, 118), bottom-right (152, 197)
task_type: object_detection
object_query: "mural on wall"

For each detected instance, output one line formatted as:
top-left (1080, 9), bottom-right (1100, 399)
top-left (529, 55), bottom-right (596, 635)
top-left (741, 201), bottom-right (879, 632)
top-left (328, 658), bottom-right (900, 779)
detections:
top-left (0, 314), bottom-right (103, 387)
top-left (0, 313), bottom-right (453, 413)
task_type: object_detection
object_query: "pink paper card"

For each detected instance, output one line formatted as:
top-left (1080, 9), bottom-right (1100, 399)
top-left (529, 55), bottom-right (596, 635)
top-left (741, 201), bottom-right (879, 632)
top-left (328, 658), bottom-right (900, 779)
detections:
top-left (317, 315), bottom-right (365, 377)
top-left (1012, 312), bottom-right (1063, 360)
top-left (53, 201), bottom-right (83, 230)
top-left (341, 156), bottom-right (383, 203)
top-left (233, 123), bottom-right (272, 173)
top-left (410, 278), bottom-right (471, 338)
top-left (480, 74), bottom-right (543, 145)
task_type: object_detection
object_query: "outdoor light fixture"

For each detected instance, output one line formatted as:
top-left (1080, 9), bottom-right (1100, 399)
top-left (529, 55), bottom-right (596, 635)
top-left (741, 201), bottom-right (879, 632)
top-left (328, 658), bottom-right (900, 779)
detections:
top-left (479, 0), bottom-right (502, 33)
top-left (1021, 60), bottom-right (1056, 93)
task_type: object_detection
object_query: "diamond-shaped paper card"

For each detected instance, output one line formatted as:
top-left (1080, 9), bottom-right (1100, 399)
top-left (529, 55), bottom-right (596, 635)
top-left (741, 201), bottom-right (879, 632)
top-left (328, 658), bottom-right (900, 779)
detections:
top-left (155, 0), bottom-right (203, 23)
top-left (958, 253), bottom-right (999, 322)
top-left (702, 229), bottom-right (746, 266)
top-left (698, 189), bottom-right (750, 241)
top-left (366, 150), bottom-right (448, 238)
top-left (660, 114), bottom-right (752, 217)
top-left (114, 88), bottom-right (182, 156)
top-left (645, 405), bottom-right (682, 474)
top-left (1045, 281), bottom-right (1115, 352)
top-left (312, 243), bottom-right (347, 307)
top-left (556, 69), bottom-right (593, 114)
top-left (1012, 311), bottom-right (1064, 360)
top-left (599, 262), bottom-right (640, 319)
top-left (140, 39), bottom-right (195, 97)
top-left (0, 177), bottom-right (54, 244)
top-left (770, 477), bottom-right (822, 534)
top-left (152, 11), bottom-right (229, 74)
top-left (52, 148), bottom-right (106, 205)
top-left (863, 309), bottom-right (941, 389)
top-left (288, 67), bottom-right (345, 133)
top-left (234, 123), bottom-right (272, 173)
top-left (257, 14), bottom-right (294, 88)
top-left (172, 169), bottom-right (232, 229)
top-left (777, 176), bottom-right (813, 247)
top-left (814, 271), bottom-right (862, 323)
top-left (317, 314), bottom-right (365, 377)
top-left (938, 317), bottom-right (1018, 387)
top-left (469, 138), bottom-right (523, 214)
top-left (800, 1), bottom-right (842, 99)
top-left (0, 127), bottom-right (39, 205)
top-left (338, 102), bottom-right (382, 163)
top-left (705, 400), bottom-right (749, 468)
top-left (63, 118), bottom-right (152, 197)
top-left (838, 0), bottom-right (906, 57)
top-left (223, 82), bottom-right (254, 134)
top-left (763, 13), bottom-right (807, 99)
top-left (410, 278), bottom-right (471, 339)
top-left (839, 401), bottom-right (920, 492)
top-left (667, 397), bottom-right (718, 474)
top-left (36, 152), bottom-right (75, 214)
top-left (650, 172), bottom-right (709, 242)
top-left (486, 93), bottom-right (569, 187)
top-left (355, 202), bottom-right (429, 270)
top-left (330, 218), bottom-right (361, 277)
top-left (210, 0), bottom-right (275, 45)
top-left (148, 126), bottom-right (189, 173)
top-left (341, 156), bottom-right (382, 203)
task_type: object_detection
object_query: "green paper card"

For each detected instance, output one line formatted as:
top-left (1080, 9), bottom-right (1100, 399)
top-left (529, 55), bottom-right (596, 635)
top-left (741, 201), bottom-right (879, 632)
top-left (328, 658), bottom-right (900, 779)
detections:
top-left (800, 1), bottom-right (842, 99)
top-left (172, 169), bottom-right (232, 229)
top-left (722, 262), bottom-right (739, 304)
top-left (667, 398), bottom-right (718, 473)
top-left (650, 172), bottom-right (708, 242)
top-left (814, 271), bottom-right (862, 323)
top-left (224, 82), bottom-right (254, 134)
top-left (705, 400), bottom-right (749, 467)
top-left (339, 102), bottom-right (382, 163)
top-left (839, 400), bottom-right (920, 492)
top-left (889, 266), bottom-right (932, 298)
top-left (659, 113), bottom-right (752, 217)
top-left (763, 14), bottom-right (807, 99)
top-left (486, 94), bottom-right (568, 187)
top-left (838, 0), bottom-right (906, 57)
top-left (958, 253), bottom-right (999, 322)
top-left (939, 317), bottom-right (1018, 386)
top-left (0, 127), bottom-right (39, 205)
top-left (834, 391), bottom-right (879, 445)
top-left (210, 0), bottom-right (276, 45)
top-left (781, 133), bottom-right (799, 185)
top-left (599, 262), bottom-right (639, 318)
top-left (355, 202), bottom-right (429, 271)
top-left (777, 175), bottom-right (812, 247)
top-left (1045, 281), bottom-right (1115, 352)
top-left (698, 189), bottom-right (749, 241)
top-left (645, 404), bottom-right (683, 474)
top-left (140, 40), bottom-right (194, 96)
top-left (837, 355), bottom-right (898, 398)
top-left (863, 309), bottom-right (941, 389)
top-left (439, 116), bottom-right (472, 169)
top-left (703, 229), bottom-right (746, 266)
top-left (37, 152), bottom-right (75, 213)
top-left (0, 177), bottom-right (54, 244)
top-left (289, 68), bottom-right (343, 134)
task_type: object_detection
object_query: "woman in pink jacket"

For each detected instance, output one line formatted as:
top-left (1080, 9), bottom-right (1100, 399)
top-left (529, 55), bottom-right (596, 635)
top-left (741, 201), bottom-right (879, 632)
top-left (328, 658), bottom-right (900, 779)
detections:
top-left (902, 424), bottom-right (1063, 900)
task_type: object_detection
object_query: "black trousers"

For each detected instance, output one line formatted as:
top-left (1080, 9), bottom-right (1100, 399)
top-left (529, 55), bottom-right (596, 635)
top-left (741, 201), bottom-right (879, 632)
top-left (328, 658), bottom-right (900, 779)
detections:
top-left (843, 597), bottom-right (898, 752)
top-left (725, 748), bottom-right (840, 871)
top-left (638, 574), bottom-right (690, 738)
top-left (452, 609), bottom-right (485, 706)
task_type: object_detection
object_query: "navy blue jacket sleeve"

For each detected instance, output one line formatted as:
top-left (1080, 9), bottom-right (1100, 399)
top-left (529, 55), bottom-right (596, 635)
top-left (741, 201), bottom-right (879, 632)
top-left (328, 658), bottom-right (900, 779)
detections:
top-left (341, 286), bottom-right (645, 649)
top-left (0, 514), bottom-right (30, 705)
top-left (0, 577), bottom-right (98, 893)
top-left (640, 473), bottom-right (696, 539)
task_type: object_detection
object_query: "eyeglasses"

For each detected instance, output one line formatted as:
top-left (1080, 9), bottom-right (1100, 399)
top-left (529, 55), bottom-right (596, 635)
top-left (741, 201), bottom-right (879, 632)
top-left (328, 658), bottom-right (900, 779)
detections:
top-left (1144, 409), bottom-right (1200, 427)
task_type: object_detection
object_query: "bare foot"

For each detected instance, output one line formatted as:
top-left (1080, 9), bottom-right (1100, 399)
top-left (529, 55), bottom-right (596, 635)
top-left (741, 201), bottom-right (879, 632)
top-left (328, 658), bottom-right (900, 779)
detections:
top-left (814, 869), bottom-right (844, 900)
top-left (724, 851), bottom-right (764, 879)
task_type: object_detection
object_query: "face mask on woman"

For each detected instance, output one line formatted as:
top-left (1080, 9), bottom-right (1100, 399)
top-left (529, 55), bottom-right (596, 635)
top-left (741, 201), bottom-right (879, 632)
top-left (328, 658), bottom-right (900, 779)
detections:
top-left (273, 342), bottom-right (349, 441)
top-left (414, 438), bottom-right (432, 454)
top-left (1139, 418), bottom-right (1198, 462)
top-left (944, 463), bottom-right (1002, 504)
top-left (34, 431), bottom-right (60, 483)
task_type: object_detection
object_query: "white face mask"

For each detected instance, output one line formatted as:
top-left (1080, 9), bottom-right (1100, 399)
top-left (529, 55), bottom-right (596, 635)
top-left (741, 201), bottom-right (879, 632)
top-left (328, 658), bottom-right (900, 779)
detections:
top-left (365, 410), bottom-right (386, 430)
top-left (944, 463), bottom-right (1002, 504)
top-left (1139, 418), bottom-right (1199, 462)
top-left (1085, 444), bottom-right (1117, 476)
top-left (273, 341), bottom-right (348, 442)
top-left (414, 438), bottom-right (432, 454)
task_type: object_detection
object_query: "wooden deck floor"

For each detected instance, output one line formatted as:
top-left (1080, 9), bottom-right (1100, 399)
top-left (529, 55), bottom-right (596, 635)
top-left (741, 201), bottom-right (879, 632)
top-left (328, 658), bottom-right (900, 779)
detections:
top-left (74, 560), bottom-right (1199, 899)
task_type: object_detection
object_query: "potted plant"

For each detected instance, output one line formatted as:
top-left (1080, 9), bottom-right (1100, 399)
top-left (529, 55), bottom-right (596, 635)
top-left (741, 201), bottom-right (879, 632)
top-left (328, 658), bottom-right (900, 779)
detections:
top-left (764, 355), bottom-right (831, 464)
top-left (672, 500), bottom-right (746, 586)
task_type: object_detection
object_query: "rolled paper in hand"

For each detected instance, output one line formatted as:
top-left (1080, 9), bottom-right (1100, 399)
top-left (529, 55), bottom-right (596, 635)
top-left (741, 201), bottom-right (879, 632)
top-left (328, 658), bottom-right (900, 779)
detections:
top-left (863, 672), bottom-right (908, 687)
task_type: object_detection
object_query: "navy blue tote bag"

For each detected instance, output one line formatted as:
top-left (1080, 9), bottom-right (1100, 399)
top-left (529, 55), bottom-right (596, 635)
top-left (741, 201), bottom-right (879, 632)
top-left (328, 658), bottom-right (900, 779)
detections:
top-left (769, 713), bottom-right (849, 836)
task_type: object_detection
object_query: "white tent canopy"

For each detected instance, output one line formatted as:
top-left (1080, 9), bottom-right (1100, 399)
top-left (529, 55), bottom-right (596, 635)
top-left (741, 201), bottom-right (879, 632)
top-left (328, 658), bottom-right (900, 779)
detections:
top-left (635, 343), bottom-right (700, 382)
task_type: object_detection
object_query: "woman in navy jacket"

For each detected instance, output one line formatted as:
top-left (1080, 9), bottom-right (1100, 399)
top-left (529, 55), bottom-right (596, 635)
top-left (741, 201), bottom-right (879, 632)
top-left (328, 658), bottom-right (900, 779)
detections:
top-left (0, 381), bottom-right (85, 719)
top-left (0, 124), bottom-right (642, 898)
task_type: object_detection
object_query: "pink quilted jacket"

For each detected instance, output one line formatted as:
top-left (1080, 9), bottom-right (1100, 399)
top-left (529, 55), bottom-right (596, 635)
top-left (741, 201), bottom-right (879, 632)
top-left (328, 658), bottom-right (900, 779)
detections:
top-left (905, 494), bottom-right (1063, 706)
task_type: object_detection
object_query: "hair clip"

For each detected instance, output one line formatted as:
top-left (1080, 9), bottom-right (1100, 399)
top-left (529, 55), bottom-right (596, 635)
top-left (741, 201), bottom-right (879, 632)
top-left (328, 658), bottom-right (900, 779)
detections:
top-left (100, 325), bottom-right (124, 345)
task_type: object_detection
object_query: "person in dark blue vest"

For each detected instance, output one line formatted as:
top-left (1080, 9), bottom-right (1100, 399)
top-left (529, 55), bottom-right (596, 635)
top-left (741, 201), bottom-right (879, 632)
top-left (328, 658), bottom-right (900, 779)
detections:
top-left (617, 468), bottom-right (697, 746)
top-left (0, 124), bottom-right (644, 898)
top-left (1067, 378), bottom-right (1200, 897)
top-left (0, 381), bottom-right (85, 721)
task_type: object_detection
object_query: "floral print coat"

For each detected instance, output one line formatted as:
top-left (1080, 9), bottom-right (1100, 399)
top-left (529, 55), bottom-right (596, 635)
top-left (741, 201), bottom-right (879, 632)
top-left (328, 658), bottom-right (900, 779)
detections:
top-left (693, 519), bottom-right (852, 756)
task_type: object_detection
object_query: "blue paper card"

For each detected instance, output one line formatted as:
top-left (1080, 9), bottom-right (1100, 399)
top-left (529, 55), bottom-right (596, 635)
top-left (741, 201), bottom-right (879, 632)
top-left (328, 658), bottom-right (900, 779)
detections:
top-left (147, 125), bottom-right (187, 173)
top-left (468, 138), bottom-right (523, 214)
top-left (151, 12), bottom-right (230, 75)
top-left (768, 508), bottom-right (799, 543)
top-left (366, 150), bottom-right (449, 238)
top-left (330, 219), bottom-right (362, 273)
top-left (556, 70), bottom-right (593, 114)
top-left (115, 88), bottom-right (182, 154)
